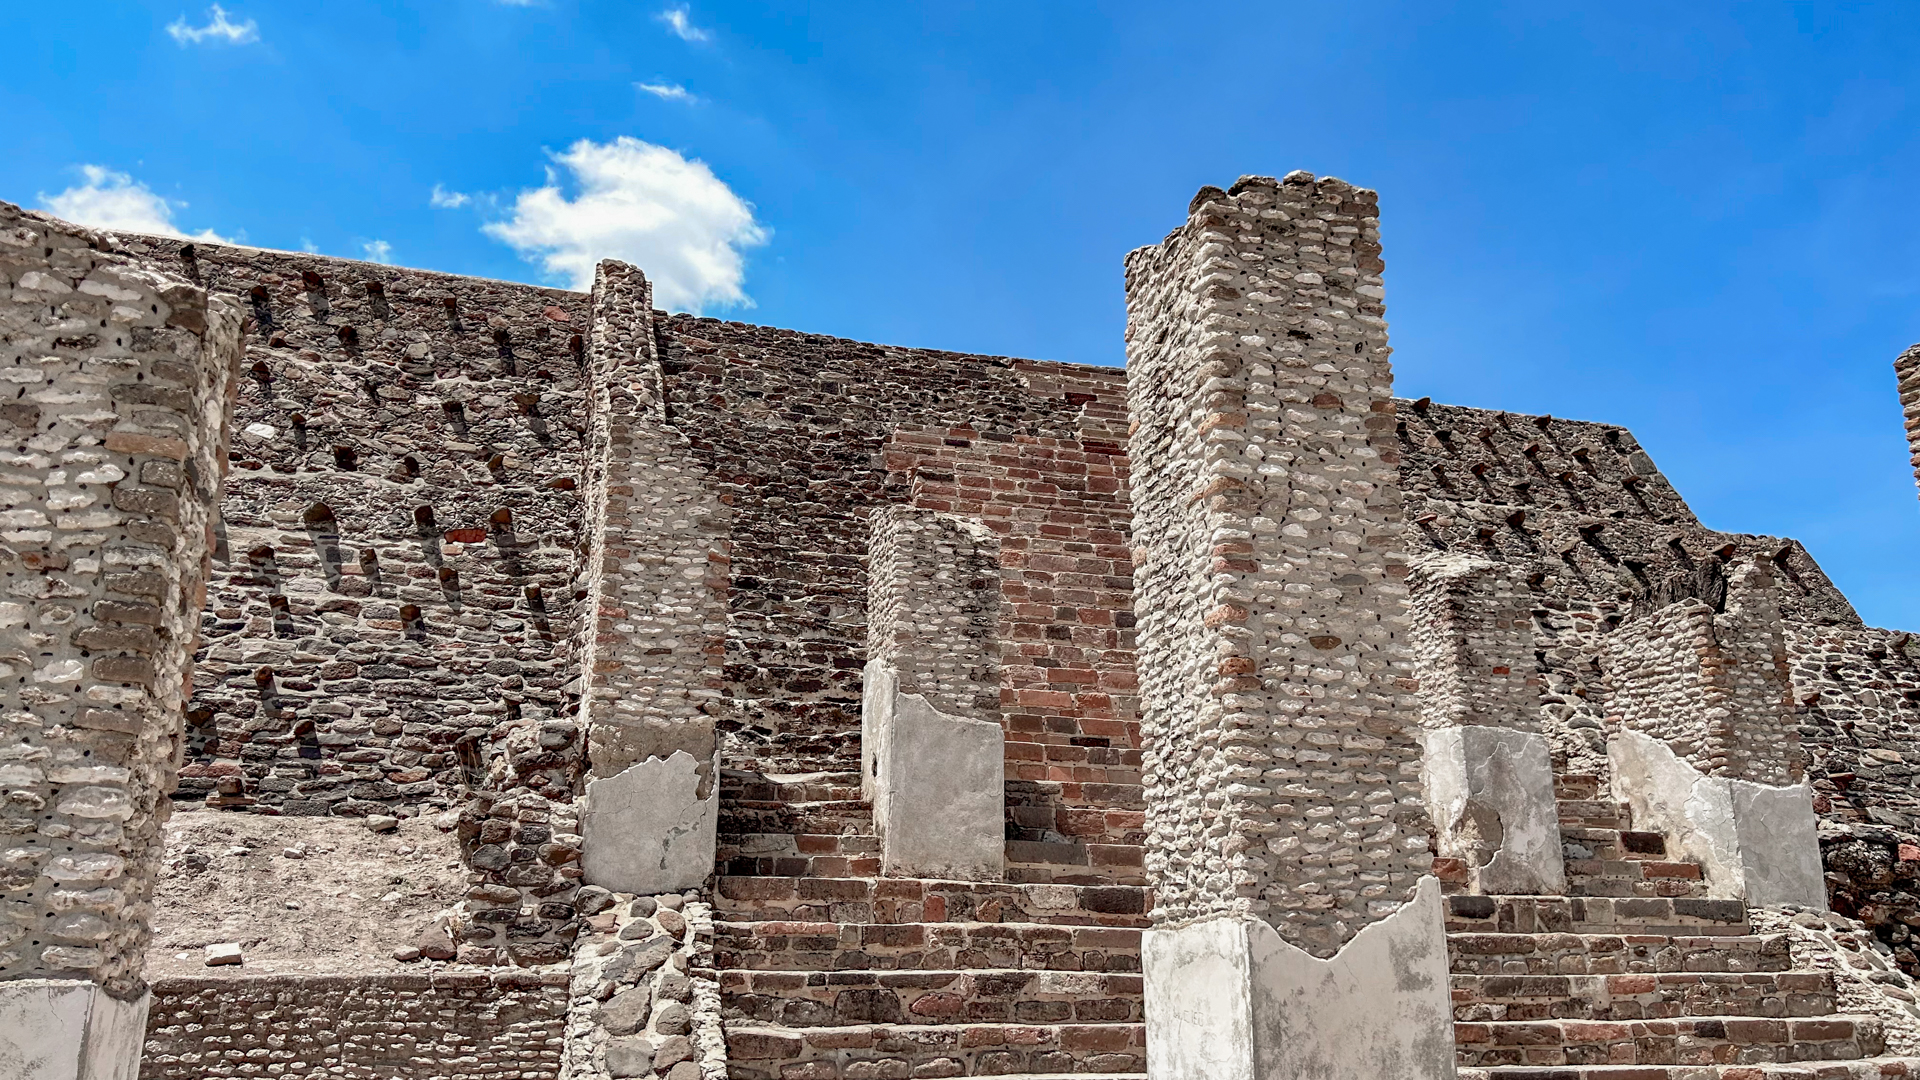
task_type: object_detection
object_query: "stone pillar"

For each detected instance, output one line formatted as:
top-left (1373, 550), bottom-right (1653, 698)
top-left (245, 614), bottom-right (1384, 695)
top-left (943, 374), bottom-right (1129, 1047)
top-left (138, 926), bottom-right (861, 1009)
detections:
top-left (0, 203), bottom-right (241, 1077)
top-left (573, 261), bottom-right (729, 898)
top-left (1408, 553), bottom-right (1564, 895)
top-left (862, 505), bottom-right (1004, 880)
top-left (1605, 558), bottom-right (1824, 907)
top-left (1897, 344), bottom-right (1920, 502)
top-left (1124, 174), bottom-right (1453, 1079)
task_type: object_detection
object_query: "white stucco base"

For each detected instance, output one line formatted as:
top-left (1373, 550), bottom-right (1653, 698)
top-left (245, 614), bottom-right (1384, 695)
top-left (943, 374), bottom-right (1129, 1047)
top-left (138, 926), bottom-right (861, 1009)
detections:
top-left (580, 748), bottom-right (720, 895)
top-left (1423, 725), bottom-right (1567, 895)
top-left (0, 980), bottom-right (149, 1080)
top-left (1610, 729), bottom-right (1826, 909)
top-left (1143, 876), bottom-right (1457, 1080)
top-left (862, 661), bottom-right (1004, 881)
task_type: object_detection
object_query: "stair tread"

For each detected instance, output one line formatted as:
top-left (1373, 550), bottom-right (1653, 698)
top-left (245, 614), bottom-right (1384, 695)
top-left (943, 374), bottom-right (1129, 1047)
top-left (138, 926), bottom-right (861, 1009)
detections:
top-left (1459, 1062), bottom-right (1920, 1078)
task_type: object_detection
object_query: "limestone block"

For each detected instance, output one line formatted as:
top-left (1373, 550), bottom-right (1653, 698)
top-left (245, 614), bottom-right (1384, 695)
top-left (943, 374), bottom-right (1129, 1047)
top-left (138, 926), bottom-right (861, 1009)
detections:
top-left (1423, 726), bottom-right (1566, 895)
top-left (0, 980), bottom-right (149, 1080)
top-left (864, 661), bottom-right (1004, 881)
top-left (1143, 877), bottom-right (1456, 1080)
top-left (1611, 730), bottom-right (1825, 908)
top-left (580, 750), bottom-right (719, 895)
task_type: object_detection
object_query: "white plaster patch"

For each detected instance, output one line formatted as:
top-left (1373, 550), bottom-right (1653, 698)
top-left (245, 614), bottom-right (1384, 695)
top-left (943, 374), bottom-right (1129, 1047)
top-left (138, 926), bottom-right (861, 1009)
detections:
top-left (863, 660), bottom-right (1004, 881)
top-left (579, 749), bottom-right (718, 895)
top-left (1145, 878), bottom-right (1456, 1080)
top-left (0, 980), bottom-right (149, 1080)
top-left (1423, 725), bottom-right (1566, 895)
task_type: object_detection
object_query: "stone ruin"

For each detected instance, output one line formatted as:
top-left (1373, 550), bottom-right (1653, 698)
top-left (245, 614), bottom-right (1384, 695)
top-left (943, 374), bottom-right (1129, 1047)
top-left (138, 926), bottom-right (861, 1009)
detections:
top-left (4, 170), bottom-right (1920, 1078)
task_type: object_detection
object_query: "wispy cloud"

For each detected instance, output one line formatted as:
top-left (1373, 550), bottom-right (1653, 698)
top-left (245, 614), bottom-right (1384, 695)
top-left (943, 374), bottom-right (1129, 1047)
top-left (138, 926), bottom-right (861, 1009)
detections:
top-left (483, 135), bottom-right (767, 311)
top-left (363, 240), bottom-right (394, 264)
top-left (300, 238), bottom-right (320, 254)
top-left (657, 5), bottom-right (710, 42)
top-left (166, 4), bottom-right (259, 45)
top-left (637, 82), bottom-right (696, 103)
top-left (430, 184), bottom-right (472, 209)
top-left (39, 166), bottom-right (227, 242)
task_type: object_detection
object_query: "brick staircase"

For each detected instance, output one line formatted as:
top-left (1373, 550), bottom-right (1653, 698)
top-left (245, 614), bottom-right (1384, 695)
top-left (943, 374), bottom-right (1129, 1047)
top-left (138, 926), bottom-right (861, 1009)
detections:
top-left (714, 769), bottom-right (1149, 1079)
top-left (711, 769), bottom-right (1920, 1078)
top-left (1445, 777), bottom-right (1920, 1078)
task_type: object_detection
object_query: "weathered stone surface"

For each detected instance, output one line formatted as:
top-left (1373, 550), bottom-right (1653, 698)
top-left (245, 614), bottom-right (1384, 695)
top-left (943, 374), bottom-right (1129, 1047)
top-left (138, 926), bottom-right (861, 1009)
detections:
top-left (864, 663), bottom-right (1005, 881)
top-left (1143, 877), bottom-right (1454, 1080)
top-left (0, 980), bottom-right (148, 1080)
top-left (580, 751), bottom-right (718, 895)
top-left (1612, 728), bottom-right (1825, 907)
top-left (1423, 725), bottom-right (1565, 895)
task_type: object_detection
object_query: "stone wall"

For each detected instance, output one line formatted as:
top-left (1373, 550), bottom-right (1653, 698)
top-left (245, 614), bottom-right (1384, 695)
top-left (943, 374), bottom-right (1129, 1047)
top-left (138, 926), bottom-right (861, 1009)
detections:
top-left (864, 506), bottom-right (1002, 725)
top-left (1897, 343), bottom-right (1920, 501)
top-left (883, 396), bottom-right (1145, 884)
top-left (101, 233), bottom-right (592, 822)
top-left (0, 200), bottom-right (241, 992)
top-left (1406, 552), bottom-right (1542, 732)
top-left (140, 970), bottom-right (569, 1078)
top-left (1605, 561), bottom-right (1800, 787)
top-left (1124, 172), bottom-right (1432, 955)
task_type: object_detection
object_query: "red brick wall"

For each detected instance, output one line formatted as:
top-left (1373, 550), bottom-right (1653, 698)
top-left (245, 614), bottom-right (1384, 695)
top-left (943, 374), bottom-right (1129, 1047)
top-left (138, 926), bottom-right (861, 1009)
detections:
top-left (883, 362), bottom-right (1144, 885)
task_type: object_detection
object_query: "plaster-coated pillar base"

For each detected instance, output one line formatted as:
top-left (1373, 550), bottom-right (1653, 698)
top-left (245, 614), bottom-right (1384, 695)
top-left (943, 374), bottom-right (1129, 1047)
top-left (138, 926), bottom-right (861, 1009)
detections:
top-left (1610, 730), bottom-right (1826, 909)
top-left (1424, 726), bottom-right (1567, 895)
top-left (1142, 877), bottom-right (1457, 1080)
top-left (580, 749), bottom-right (719, 894)
top-left (0, 980), bottom-right (149, 1080)
top-left (862, 661), bottom-right (1004, 881)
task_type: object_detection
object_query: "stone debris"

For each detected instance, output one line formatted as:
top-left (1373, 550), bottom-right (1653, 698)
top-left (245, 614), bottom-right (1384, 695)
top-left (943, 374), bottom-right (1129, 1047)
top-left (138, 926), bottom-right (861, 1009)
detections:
top-left (203, 943), bottom-right (243, 967)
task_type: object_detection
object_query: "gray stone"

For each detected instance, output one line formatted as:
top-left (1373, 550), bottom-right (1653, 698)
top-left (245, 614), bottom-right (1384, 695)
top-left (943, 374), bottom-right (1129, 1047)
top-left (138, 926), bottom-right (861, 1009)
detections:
top-left (575, 886), bottom-right (615, 915)
top-left (604, 1035), bottom-right (653, 1078)
top-left (862, 662), bottom-right (1004, 881)
top-left (1424, 725), bottom-right (1566, 895)
top-left (203, 943), bottom-right (243, 967)
top-left (580, 750), bottom-right (718, 895)
top-left (365, 815), bottom-right (399, 833)
top-left (0, 980), bottom-right (150, 1080)
top-left (652, 1035), bottom-right (693, 1071)
top-left (1143, 877), bottom-right (1454, 1080)
top-left (650, 999), bottom-right (691, 1036)
top-left (601, 987), bottom-right (649, 1036)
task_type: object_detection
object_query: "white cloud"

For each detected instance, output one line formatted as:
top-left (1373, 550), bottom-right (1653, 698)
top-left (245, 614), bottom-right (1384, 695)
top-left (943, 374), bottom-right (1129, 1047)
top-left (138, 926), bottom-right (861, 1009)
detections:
top-left (483, 136), bottom-right (767, 311)
top-left (637, 82), bottom-right (696, 102)
top-left (166, 4), bottom-right (259, 45)
top-left (430, 184), bottom-right (471, 209)
top-left (39, 165), bottom-right (227, 242)
top-left (300, 238), bottom-right (320, 254)
top-left (363, 240), bottom-right (394, 264)
top-left (657, 5), bottom-right (710, 42)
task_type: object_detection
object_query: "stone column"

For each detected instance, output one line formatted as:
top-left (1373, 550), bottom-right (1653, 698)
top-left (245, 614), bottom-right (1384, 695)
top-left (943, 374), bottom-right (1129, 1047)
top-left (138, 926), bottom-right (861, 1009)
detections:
top-left (573, 261), bottom-right (729, 898)
top-left (1124, 174), bottom-right (1453, 1080)
top-left (862, 505), bottom-right (1004, 881)
top-left (1605, 558), bottom-right (1824, 907)
top-left (1897, 344), bottom-right (1920, 502)
top-left (1408, 553), bottom-right (1565, 895)
top-left (0, 202), bottom-right (241, 1078)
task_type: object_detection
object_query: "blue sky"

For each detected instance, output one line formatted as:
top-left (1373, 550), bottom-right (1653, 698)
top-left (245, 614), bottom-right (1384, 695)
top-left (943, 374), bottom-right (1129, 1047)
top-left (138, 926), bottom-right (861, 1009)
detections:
top-left (8, 2), bottom-right (1920, 628)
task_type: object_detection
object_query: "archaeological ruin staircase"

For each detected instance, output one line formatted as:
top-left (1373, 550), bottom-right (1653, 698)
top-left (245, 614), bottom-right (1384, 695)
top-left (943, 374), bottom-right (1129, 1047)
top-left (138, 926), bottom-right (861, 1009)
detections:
top-left (712, 768), bottom-right (1149, 1079)
top-left (1449, 774), bottom-right (1920, 1079)
top-left (708, 767), bottom-right (1920, 1079)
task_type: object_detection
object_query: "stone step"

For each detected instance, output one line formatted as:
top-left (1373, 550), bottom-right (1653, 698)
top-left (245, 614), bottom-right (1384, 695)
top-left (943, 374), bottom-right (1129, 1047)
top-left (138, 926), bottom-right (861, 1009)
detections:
top-left (1556, 775), bottom-right (1606, 802)
top-left (722, 769), bottom-right (867, 803)
top-left (715, 876), bottom-right (1151, 927)
top-left (1563, 828), bottom-right (1674, 861)
top-left (719, 832), bottom-right (883, 878)
top-left (1454, 1015), bottom-right (1885, 1069)
top-left (1559, 799), bottom-right (1632, 829)
top-left (720, 799), bottom-right (878, 838)
top-left (723, 1021), bottom-right (1147, 1080)
top-left (1458, 1058), bottom-right (1920, 1079)
top-left (721, 968), bottom-right (1144, 1027)
top-left (1450, 973), bottom-right (1837, 1022)
top-left (1448, 933), bottom-right (1794, 976)
top-left (714, 920), bottom-right (1142, 973)
top-left (1444, 895), bottom-right (1749, 937)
